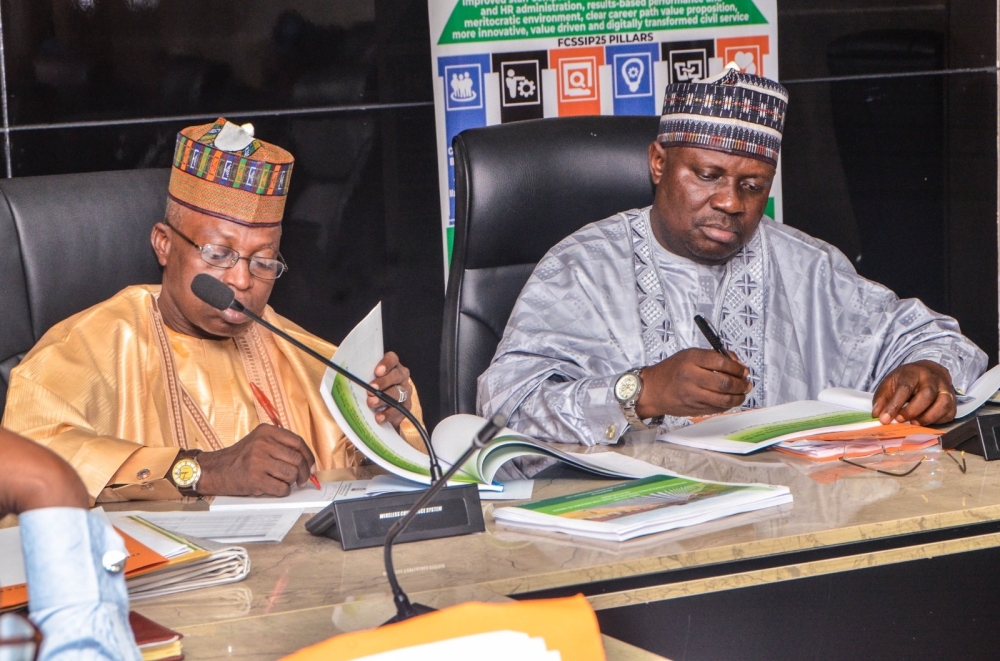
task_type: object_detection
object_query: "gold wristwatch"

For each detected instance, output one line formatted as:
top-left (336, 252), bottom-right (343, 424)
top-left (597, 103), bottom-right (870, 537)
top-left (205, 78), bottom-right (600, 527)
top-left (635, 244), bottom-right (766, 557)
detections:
top-left (170, 449), bottom-right (203, 497)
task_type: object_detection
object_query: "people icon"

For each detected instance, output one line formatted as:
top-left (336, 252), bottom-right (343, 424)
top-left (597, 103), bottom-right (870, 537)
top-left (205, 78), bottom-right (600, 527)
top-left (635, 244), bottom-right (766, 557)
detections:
top-left (450, 71), bottom-right (476, 102)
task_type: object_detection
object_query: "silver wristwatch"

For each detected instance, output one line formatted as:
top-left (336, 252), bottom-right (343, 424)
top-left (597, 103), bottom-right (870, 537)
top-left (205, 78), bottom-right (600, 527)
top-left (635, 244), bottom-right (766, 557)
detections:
top-left (614, 368), bottom-right (653, 430)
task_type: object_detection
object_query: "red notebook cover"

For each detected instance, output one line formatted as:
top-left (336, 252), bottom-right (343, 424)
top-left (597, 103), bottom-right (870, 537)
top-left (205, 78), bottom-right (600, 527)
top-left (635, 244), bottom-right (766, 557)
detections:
top-left (129, 611), bottom-right (184, 661)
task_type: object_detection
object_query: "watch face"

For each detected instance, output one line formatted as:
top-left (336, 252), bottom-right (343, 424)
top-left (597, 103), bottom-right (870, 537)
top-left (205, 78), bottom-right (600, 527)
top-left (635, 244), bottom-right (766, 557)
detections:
top-left (172, 459), bottom-right (201, 487)
top-left (615, 373), bottom-right (640, 402)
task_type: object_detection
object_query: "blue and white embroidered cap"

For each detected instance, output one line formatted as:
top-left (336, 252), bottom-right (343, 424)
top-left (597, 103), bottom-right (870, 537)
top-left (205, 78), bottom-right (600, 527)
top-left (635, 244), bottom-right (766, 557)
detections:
top-left (657, 62), bottom-right (788, 166)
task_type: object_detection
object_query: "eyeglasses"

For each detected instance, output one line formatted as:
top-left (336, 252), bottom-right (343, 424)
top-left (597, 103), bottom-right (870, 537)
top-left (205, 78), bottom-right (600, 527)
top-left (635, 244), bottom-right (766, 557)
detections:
top-left (165, 221), bottom-right (288, 280)
top-left (0, 612), bottom-right (42, 661)
top-left (839, 448), bottom-right (926, 477)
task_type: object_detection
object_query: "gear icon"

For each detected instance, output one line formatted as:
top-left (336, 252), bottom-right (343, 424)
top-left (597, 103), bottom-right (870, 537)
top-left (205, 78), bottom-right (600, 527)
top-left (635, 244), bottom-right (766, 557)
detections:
top-left (517, 78), bottom-right (536, 98)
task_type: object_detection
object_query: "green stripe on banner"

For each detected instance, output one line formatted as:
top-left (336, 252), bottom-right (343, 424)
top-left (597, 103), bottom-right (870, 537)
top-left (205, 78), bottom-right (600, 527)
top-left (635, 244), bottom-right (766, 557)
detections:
top-left (438, 0), bottom-right (768, 45)
top-left (447, 226), bottom-right (455, 265)
top-left (764, 197), bottom-right (775, 220)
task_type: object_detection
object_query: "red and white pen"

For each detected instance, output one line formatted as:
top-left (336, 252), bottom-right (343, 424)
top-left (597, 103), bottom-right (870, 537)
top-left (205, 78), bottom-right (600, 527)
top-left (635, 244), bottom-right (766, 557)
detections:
top-left (250, 382), bottom-right (321, 490)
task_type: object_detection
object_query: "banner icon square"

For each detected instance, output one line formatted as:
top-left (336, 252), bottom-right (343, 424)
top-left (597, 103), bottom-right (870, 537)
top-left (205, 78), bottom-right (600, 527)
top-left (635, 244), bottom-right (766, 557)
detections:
top-left (558, 57), bottom-right (598, 102)
top-left (444, 63), bottom-right (484, 111)
top-left (716, 35), bottom-right (770, 77)
top-left (613, 52), bottom-right (652, 99)
top-left (500, 60), bottom-right (541, 107)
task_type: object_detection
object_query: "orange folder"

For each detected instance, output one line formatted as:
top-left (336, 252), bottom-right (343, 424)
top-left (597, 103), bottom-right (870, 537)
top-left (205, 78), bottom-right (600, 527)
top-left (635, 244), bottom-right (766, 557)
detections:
top-left (281, 595), bottom-right (606, 661)
top-left (0, 527), bottom-right (169, 611)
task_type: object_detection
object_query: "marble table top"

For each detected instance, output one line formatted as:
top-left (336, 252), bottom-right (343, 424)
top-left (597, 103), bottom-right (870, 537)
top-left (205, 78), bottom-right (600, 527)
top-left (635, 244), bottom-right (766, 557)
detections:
top-left (121, 431), bottom-right (1000, 659)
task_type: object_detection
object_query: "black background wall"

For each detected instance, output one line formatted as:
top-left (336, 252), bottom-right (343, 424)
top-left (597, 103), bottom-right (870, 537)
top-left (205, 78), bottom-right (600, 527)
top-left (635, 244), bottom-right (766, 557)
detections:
top-left (1, 0), bottom-right (995, 428)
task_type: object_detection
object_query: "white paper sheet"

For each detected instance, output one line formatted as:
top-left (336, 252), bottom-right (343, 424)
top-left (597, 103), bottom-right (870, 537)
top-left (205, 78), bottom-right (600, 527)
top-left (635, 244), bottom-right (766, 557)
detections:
top-left (210, 480), bottom-right (369, 511)
top-left (354, 630), bottom-right (560, 661)
top-left (111, 510), bottom-right (302, 544)
top-left (0, 526), bottom-right (25, 587)
top-left (364, 474), bottom-right (535, 501)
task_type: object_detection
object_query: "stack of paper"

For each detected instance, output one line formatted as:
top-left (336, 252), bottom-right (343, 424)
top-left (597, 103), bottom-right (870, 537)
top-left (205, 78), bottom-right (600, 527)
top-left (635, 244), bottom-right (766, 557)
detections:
top-left (3, 509), bottom-right (253, 608)
top-left (773, 423), bottom-right (940, 461)
top-left (110, 516), bottom-right (250, 601)
top-left (1, 509), bottom-right (170, 611)
top-left (493, 474), bottom-right (792, 542)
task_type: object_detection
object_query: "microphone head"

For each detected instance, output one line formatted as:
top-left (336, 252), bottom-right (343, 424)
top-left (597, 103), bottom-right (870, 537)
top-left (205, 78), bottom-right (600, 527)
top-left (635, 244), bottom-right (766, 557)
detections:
top-left (191, 274), bottom-right (236, 311)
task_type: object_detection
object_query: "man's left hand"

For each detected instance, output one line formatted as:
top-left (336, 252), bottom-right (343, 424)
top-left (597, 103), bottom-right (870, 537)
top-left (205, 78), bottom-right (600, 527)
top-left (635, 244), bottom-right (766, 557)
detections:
top-left (366, 351), bottom-right (413, 429)
top-left (872, 360), bottom-right (957, 425)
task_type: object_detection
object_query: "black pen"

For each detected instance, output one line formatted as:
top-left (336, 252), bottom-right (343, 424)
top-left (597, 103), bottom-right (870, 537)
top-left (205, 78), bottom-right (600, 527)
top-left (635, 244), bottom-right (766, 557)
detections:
top-left (694, 314), bottom-right (732, 360)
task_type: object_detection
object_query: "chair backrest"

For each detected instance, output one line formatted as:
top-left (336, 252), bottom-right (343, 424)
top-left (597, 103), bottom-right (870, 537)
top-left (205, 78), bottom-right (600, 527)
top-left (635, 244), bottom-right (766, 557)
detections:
top-left (0, 168), bottom-right (170, 407)
top-left (441, 115), bottom-right (660, 417)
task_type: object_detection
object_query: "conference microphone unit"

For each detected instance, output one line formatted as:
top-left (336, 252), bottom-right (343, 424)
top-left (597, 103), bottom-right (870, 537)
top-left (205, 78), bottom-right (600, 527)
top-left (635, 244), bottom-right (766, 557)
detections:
top-left (382, 413), bottom-right (507, 624)
top-left (190, 273), bottom-right (486, 550)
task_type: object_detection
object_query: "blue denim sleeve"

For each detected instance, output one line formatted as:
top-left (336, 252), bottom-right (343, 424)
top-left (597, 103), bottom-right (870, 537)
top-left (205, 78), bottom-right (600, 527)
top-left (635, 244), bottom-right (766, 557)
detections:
top-left (19, 508), bottom-right (141, 661)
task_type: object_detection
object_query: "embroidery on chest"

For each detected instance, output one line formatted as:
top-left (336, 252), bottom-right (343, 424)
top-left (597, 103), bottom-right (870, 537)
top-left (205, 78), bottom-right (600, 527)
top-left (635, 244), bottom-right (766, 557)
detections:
top-left (717, 230), bottom-right (768, 409)
top-left (627, 210), bottom-right (679, 364)
top-left (148, 301), bottom-right (290, 450)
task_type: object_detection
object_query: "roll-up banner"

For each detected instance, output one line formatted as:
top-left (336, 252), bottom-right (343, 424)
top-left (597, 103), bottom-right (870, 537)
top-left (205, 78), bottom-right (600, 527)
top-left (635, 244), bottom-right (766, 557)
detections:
top-left (428, 0), bottom-right (780, 279)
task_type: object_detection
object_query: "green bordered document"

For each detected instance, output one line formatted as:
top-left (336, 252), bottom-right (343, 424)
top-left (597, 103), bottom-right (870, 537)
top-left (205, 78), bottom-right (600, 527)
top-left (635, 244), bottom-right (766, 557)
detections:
top-left (493, 474), bottom-right (792, 542)
top-left (658, 363), bottom-right (1000, 456)
top-left (321, 305), bottom-right (685, 493)
top-left (657, 398), bottom-right (882, 455)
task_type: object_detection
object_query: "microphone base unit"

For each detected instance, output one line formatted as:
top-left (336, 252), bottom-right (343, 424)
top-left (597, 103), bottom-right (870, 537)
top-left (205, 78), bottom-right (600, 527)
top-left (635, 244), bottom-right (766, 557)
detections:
top-left (382, 601), bottom-right (436, 626)
top-left (305, 484), bottom-right (485, 550)
top-left (941, 413), bottom-right (1000, 460)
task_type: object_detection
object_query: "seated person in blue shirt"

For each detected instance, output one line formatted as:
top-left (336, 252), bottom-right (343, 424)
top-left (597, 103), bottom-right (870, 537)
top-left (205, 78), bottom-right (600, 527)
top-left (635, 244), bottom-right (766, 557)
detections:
top-left (0, 428), bottom-right (140, 661)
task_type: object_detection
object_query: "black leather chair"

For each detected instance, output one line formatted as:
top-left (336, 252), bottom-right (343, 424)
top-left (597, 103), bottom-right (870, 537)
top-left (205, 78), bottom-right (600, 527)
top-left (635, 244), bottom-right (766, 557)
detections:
top-left (441, 115), bottom-right (660, 418)
top-left (0, 168), bottom-right (170, 407)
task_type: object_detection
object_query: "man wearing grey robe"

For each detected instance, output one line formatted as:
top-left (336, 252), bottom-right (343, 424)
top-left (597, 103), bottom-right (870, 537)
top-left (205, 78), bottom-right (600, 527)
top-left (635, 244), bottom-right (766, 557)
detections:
top-left (477, 66), bottom-right (987, 449)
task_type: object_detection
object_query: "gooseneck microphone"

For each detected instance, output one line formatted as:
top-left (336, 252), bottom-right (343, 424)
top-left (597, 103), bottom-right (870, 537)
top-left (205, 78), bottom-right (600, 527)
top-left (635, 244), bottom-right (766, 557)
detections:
top-left (190, 273), bottom-right (444, 482)
top-left (382, 413), bottom-right (507, 624)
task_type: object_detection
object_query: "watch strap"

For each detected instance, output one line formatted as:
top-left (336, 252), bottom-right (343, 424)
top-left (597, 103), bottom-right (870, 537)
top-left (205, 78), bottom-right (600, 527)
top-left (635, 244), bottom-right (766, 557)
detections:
top-left (618, 368), bottom-right (652, 431)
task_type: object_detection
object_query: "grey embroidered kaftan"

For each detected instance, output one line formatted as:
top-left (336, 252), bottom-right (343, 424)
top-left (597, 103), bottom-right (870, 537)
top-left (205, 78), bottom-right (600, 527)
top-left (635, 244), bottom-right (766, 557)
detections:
top-left (477, 207), bottom-right (987, 447)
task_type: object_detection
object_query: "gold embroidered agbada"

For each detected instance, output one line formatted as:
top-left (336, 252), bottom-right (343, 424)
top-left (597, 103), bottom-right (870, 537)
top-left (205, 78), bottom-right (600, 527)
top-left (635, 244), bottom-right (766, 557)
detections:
top-left (1, 285), bottom-right (423, 503)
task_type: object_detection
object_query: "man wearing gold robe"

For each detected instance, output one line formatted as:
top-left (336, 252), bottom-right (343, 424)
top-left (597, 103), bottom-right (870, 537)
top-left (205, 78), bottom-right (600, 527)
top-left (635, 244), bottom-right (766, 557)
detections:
top-left (2, 118), bottom-right (423, 504)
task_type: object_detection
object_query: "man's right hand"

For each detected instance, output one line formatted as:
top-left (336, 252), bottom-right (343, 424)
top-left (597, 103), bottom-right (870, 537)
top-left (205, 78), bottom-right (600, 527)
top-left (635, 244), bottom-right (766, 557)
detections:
top-left (196, 424), bottom-right (317, 497)
top-left (634, 348), bottom-right (752, 419)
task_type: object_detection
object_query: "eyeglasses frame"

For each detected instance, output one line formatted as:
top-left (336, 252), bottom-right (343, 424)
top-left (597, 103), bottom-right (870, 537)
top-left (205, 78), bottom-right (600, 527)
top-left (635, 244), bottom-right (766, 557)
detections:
top-left (0, 612), bottom-right (42, 661)
top-left (163, 220), bottom-right (288, 280)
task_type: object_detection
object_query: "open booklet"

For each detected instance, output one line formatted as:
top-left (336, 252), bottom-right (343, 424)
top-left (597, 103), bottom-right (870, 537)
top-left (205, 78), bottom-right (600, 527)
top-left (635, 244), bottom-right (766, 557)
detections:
top-left (321, 305), bottom-right (680, 493)
top-left (493, 474), bottom-right (792, 542)
top-left (659, 364), bottom-right (1000, 455)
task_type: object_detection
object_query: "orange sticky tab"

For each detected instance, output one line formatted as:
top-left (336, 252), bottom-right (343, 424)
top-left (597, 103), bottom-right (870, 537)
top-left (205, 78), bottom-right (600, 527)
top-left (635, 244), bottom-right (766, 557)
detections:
top-left (117, 528), bottom-right (170, 578)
